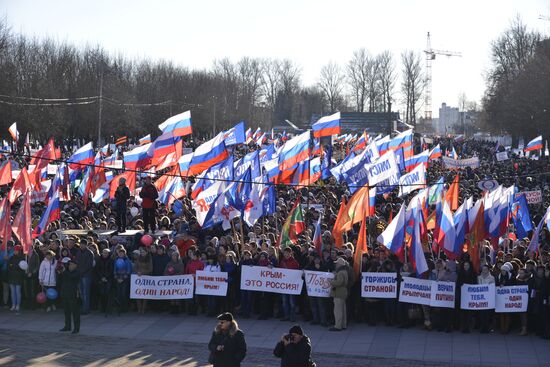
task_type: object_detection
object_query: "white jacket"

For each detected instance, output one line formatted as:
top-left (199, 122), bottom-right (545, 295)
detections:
top-left (39, 259), bottom-right (57, 287)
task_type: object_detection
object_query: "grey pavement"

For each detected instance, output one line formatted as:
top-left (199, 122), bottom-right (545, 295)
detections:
top-left (0, 310), bottom-right (548, 366)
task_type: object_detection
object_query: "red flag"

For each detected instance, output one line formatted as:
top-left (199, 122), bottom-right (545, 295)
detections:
top-left (354, 209), bottom-right (367, 277)
top-left (109, 171), bottom-right (136, 199)
top-left (445, 174), bottom-right (459, 211)
top-left (341, 186), bottom-right (371, 232)
top-left (0, 197), bottom-right (11, 252)
top-left (84, 166), bottom-right (106, 207)
top-left (9, 167), bottom-right (32, 204)
top-left (12, 193), bottom-right (32, 253)
top-left (332, 197), bottom-right (348, 248)
top-left (0, 161), bottom-right (13, 186)
top-left (468, 202), bottom-right (485, 273)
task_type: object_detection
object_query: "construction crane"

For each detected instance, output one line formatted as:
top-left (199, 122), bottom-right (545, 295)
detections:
top-left (423, 32), bottom-right (461, 121)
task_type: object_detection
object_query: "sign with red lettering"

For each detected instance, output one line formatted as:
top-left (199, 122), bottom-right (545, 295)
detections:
top-left (460, 284), bottom-right (495, 310)
top-left (398, 277), bottom-right (432, 305)
top-left (130, 274), bottom-right (194, 299)
top-left (430, 281), bottom-right (455, 308)
top-left (304, 270), bottom-right (334, 298)
top-left (495, 285), bottom-right (528, 313)
top-left (361, 272), bottom-right (398, 298)
top-left (195, 270), bottom-right (228, 297)
top-left (240, 265), bottom-right (304, 295)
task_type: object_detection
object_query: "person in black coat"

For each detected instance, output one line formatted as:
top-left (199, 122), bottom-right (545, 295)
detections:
top-left (59, 259), bottom-right (81, 334)
top-left (95, 248), bottom-right (114, 313)
top-left (114, 177), bottom-right (130, 233)
top-left (208, 312), bottom-right (247, 367)
top-left (273, 325), bottom-right (314, 367)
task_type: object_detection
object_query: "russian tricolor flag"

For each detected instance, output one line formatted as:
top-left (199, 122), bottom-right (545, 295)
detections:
top-left (313, 214), bottom-right (323, 256)
top-left (147, 132), bottom-right (181, 161)
top-left (278, 131), bottom-right (311, 173)
top-left (68, 142), bottom-right (94, 170)
top-left (429, 144), bottom-right (442, 159)
top-left (405, 149), bottom-right (430, 171)
top-left (377, 204), bottom-right (406, 255)
top-left (123, 143), bottom-right (152, 170)
top-left (185, 132), bottom-right (229, 176)
top-left (32, 188), bottom-right (60, 238)
top-left (438, 200), bottom-right (457, 259)
top-left (158, 110), bottom-right (192, 137)
top-left (524, 135), bottom-right (543, 152)
top-left (8, 122), bottom-right (19, 141)
top-left (312, 112), bottom-right (341, 138)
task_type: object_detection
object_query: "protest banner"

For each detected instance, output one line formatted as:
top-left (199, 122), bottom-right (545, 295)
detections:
top-left (194, 270), bottom-right (228, 297)
top-left (130, 274), bottom-right (194, 300)
top-left (515, 190), bottom-right (542, 204)
top-left (398, 277), bottom-right (432, 305)
top-left (496, 151), bottom-right (509, 161)
top-left (361, 272), bottom-right (398, 298)
top-left (366, 150), bottom-right (400, 186)
top-left (495, 285), bottom-right (528, 313)
top-left (460, 284), bottom-right (495, 310)
top-left (442, 156), bottom-right (480, 170)
top-left (47, 164), bottom-right (58, 175)
top-left (430, 281), bottom-right (456, 308)
top-left (398, 164), bottom-right (426, 197)
top-left (240, 266), bottom-right (304, 295)
top-left (304, 270), bottom-right (334, 298)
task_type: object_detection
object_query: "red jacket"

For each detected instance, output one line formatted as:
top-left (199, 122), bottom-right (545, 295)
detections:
top-left (185, 259), bottom-right (204, 275)
top-left (279, 256), bottom-right (300, 270)
top-left (139, 183), bottom-right (159, 209)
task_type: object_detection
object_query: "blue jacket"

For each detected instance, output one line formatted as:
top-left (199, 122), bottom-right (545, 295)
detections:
top-left (114, 257), bottom-right (132, 279)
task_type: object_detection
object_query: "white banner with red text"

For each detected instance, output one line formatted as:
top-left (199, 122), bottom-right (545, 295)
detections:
top-left (303, 270), bottom-right (334, 298)
top-left (240, 266), bottom-right (304, 295)
top-left (194, 270), bottom-right (228, 297)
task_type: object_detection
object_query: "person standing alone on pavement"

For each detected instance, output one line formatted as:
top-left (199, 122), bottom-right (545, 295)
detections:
top-left (59, 259), bottom-right (81, 334)
top-left (208, 312), bottom-right (247, 367)
top-left (139, 176), bottom-right (158, 233)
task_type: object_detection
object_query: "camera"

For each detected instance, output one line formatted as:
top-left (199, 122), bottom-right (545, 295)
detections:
top-left (284, 334), bottom-right (294, 342)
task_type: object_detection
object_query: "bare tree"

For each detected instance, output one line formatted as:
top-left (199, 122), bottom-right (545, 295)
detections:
top-left (401, 50), bottom-right (424, 125)
top-left (318, 62), bottom-right (344, 113)
top-left (261, 58), bottom-right (281, 110)
top-left (378, 50), bottom-right (395, 112)
top-left (347, 48), bottom-right (369, 112)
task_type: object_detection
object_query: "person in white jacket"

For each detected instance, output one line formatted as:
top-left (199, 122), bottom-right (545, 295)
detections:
top-left (39, 251), bottom-right (57, 312)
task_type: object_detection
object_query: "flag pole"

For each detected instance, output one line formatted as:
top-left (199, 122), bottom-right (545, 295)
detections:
top-left (239, 217), bottom-right (245, 257)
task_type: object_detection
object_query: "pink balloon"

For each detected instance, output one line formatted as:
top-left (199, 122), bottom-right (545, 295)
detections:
top-left (141, 234), bottom-right (153, 246)
top-left (36, 292), bottom-right (47, 304)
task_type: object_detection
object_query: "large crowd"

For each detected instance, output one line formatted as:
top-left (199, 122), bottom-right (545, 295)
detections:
top-left (1, 135), bottom-right (550, 344)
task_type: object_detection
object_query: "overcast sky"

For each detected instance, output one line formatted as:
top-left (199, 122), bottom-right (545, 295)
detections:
top-left (2, 0), bottom-right (549, 117)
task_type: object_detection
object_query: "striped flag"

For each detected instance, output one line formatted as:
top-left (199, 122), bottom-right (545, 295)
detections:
top-left (115, 136), bottom-right (128, 146)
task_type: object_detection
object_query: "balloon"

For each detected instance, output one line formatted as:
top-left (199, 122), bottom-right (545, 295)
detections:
top-left (115, 258), bottom-right (126, 271)
top-left (36, 292), bottom-right (47, 304)
top-left (166, 266), bottom-right (175, 275)
top-left (141, 234), bottom-right (153, 246)
top-left (46, 288), bottom-right (58, 300)
top-left (18, 260), bottom-right (28, 271)
top-left (130, 207), bottom-right (139, 217)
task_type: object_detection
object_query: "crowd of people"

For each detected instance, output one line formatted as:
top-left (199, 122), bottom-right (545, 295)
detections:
top-left (1, 135), bottom-right (550, 346)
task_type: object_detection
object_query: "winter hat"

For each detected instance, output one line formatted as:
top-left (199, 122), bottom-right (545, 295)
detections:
top-left (335, 257), bottom-right (347, 268)
top-left (288, 325), bottom-right (304, 335)
top-left (501, 262), bottom-right (513, 273)
top-left (217, 312), bottom-right (234, 322)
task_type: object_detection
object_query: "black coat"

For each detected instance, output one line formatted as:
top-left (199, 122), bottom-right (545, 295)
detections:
top-left (115, 185), bottom-right (130, 209)
top-left (273, 335), bottom-right (312, 367)
top-left (95, 256), bottom-right (114, 282)
top-left (61, 267), bottom-right (81, 299)
top-left (208, 325), bottom-right (247, 367)
top-left (7, 254), bottom-right (25, 285)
